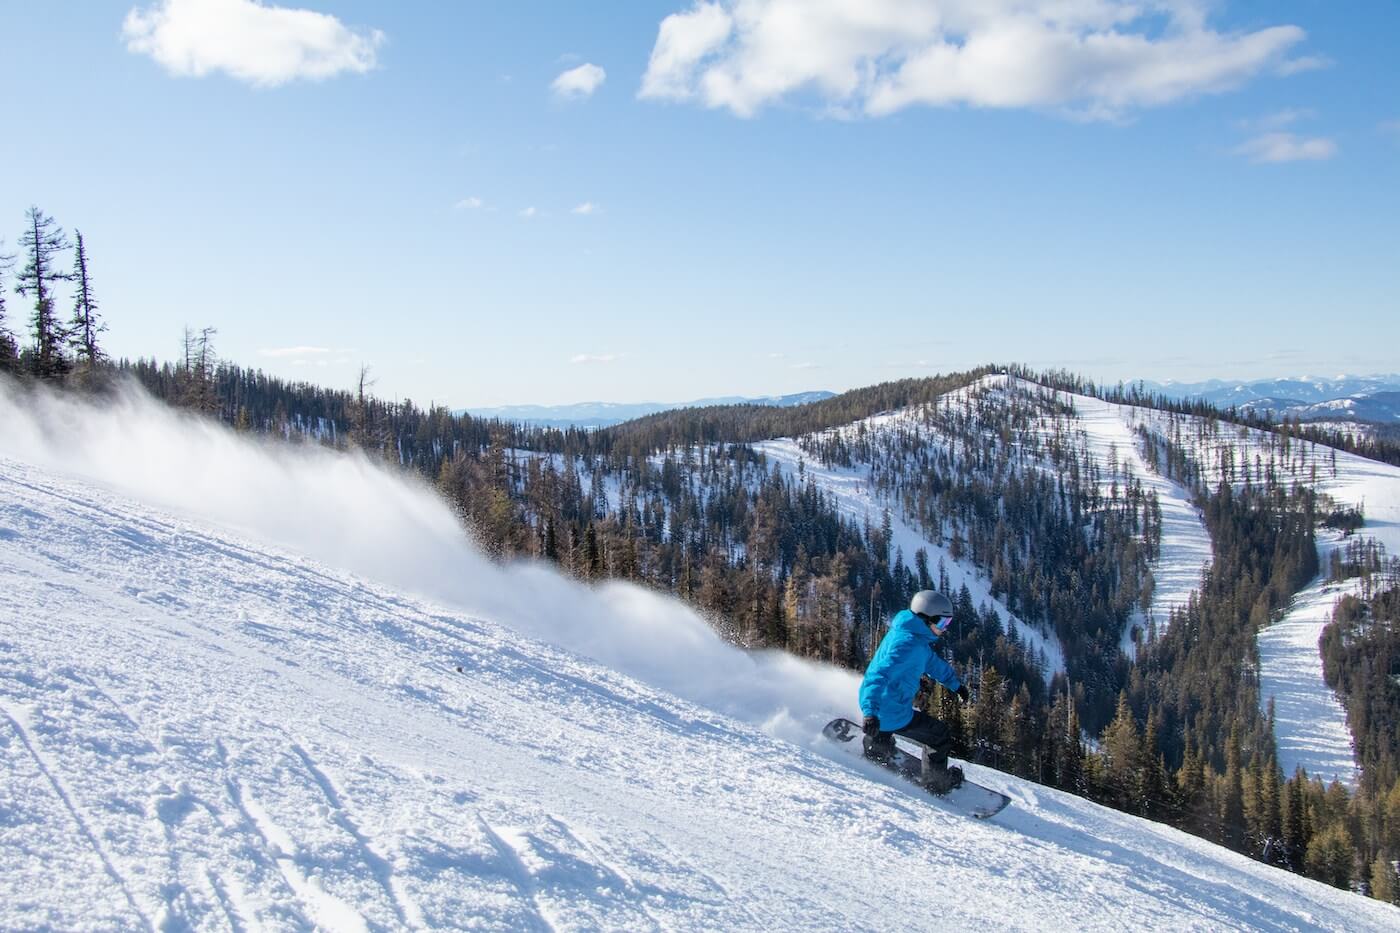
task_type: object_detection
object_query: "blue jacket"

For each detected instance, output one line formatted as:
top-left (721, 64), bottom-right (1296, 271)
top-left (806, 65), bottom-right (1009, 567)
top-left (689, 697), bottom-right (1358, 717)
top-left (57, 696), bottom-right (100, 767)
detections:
top-left (859, 609), bottom-right (962, 731)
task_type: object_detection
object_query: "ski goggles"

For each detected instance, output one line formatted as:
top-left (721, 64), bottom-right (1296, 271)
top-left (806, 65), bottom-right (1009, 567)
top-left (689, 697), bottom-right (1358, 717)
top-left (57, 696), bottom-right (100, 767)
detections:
top-left (925, 614), bottom-right (951, 634)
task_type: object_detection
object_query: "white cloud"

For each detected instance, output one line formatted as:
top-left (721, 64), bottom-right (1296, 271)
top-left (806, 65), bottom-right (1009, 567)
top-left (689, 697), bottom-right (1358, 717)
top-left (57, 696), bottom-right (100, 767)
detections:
top-left (455, 197), bottom-right (484, 210)
top-left (640, 1), bottom-right (1308, 120)
top-left (552, 62), bottom-right (607, 99)
top-left (519, 206), bottom-right (538, 219)
top-left (571, 202), bottom-right (600, 215)
top-left (571, 353), bottom-right (619, 365)
top-left (1232, 132), bottom-right (1338, 164)
top-left (123, 0), bottom-right (384, 87)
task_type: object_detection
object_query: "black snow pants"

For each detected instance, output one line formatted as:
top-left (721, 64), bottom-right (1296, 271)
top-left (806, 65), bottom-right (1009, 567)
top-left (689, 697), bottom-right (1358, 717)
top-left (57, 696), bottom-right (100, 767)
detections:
top-left (891, 710), bottom-right (952, 767)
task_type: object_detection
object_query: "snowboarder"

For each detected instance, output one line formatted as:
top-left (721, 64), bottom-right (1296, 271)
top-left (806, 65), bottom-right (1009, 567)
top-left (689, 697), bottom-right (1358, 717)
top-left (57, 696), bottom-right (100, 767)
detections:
top-left (859, 590), bottom-right (970, 794)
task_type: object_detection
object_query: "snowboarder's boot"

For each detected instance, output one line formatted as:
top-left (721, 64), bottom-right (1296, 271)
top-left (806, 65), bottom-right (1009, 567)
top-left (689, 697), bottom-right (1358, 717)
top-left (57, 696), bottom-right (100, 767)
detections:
top-left (863, 732), bottom-right (895, 763)
top-left (920, 746), bottom-right (964, 795)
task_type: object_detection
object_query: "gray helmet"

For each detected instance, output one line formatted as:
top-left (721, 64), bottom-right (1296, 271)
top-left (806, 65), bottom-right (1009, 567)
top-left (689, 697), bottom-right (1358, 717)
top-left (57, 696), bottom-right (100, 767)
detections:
top-left (910, 590), bottom-right (953, 619)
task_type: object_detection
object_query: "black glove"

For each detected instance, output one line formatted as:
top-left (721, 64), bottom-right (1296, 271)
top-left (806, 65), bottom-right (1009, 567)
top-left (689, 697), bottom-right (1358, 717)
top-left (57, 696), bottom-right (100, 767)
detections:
top-left (862, 715), bottom-right (881, 737)
top-left (956, 685), bottom-right (971, 705)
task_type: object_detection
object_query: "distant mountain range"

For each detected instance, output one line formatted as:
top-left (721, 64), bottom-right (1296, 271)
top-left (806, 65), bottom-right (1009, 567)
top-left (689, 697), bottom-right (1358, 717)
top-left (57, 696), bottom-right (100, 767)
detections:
top-left (461, 374), bottom-right (1400, 430)
top-left (1140, 375), bottom-right (1400, 424)
top-left (459, 391), bottom-right (836, 428)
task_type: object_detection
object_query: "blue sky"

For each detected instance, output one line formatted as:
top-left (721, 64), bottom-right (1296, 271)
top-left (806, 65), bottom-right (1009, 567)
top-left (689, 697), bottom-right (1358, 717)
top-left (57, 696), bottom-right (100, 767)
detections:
top-left (2, 1), bottom-right (1397, 407)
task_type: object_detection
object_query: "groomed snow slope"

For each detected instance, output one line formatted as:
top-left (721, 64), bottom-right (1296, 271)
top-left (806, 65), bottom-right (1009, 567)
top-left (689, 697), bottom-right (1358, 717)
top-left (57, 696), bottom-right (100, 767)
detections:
top-left (1121, 400), bottom-right (1400, 787)
top-left (1258, 450), bottom-right (1400, 787)
top-left (2, 384), bottom-right (1395, 931)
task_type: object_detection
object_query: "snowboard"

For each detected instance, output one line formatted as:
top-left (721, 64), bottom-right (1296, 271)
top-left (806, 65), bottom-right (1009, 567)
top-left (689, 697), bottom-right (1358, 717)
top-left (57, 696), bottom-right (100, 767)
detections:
top-left (822, 717), bottom-right (1011, 819)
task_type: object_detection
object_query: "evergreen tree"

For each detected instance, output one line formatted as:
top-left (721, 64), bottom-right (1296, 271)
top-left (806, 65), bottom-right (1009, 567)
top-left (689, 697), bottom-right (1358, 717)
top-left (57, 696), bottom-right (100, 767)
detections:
top-left (934, 681), bottom-right (969, 758)
top-left (1220, 726), bottom-right (1246, 850)
top-left (1141, 712), bottom-right (1171, 821)
top-left (1371, 853), bottom-right (1397, 904)
top-left (583, 523), bottom-right (602, 580)
top-left (971, 665), bottom-right (1006, 766)
top-left (15, 206), bottom-right (73, 379)
top-left (67, 230), bottom-right (105, 371)
top-left (1283, 767), bottom-right (1310, 871)
top-left (1101, 691), bottom-right (1143, 813)
top-left (1176, 733), bottom-right (1211, 838)
top-left (1304, 823), bottom-right (1354, 890)
top-left (0, 243), bottom-right (17, 372)
top-left (999, 685), bottom-right (1032, 777)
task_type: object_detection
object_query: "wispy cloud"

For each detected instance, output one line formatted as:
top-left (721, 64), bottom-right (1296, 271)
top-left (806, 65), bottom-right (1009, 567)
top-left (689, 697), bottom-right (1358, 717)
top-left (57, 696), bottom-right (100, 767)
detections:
top-left (258, 345), bottom-right (355, 359)
top-left (454, 196), bottom-right (484, 210)
top-left (1237, 108), bottom-right (1315, 132)
top-left (123, 0), bottom-right (384, 86)
top-left (790, 361), bottom-right (821, 370)
top-left (1233, 132), bottom-right (1338, 163)
top-left (640, 1), bottom-right (1308, 120)
top-left (570, 353), bottom-right (619, 365)
top-left (552, 62), bottom-right (606, 99)
top-left (1381, 119), bottom-right (1400, 139)
top-left (571, 202), bottom-right (600, 215)
top-left (519, 206), bottom-right (538, 219)
top-left (1276, 55), bottom-right (1332, 76)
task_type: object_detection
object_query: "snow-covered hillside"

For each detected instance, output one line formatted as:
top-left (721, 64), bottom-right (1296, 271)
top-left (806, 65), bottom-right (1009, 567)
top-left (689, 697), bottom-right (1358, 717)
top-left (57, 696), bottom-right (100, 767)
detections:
top-left (755, 431), bottom-right (1066, 676)
top-left (755, 375), bottom-right (1212, 676)
top-left (761, 374), bottom-right (1398, 789)
top-left (3, 382), bottom-right (1396, 930)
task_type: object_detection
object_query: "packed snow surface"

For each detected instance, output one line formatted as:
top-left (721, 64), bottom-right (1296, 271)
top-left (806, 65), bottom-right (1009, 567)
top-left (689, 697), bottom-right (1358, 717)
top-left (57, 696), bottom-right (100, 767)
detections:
top-left (2, 382), bottom-right (1395, 931)
top-left (1256, 457), bottom-right (1400, 787)
top-left (1257, 576), bottom-right (1363, 788)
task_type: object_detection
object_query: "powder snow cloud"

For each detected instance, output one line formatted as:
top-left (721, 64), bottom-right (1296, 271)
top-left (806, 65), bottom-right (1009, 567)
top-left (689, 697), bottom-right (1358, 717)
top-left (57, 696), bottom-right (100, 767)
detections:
top-left (123, 0), bottom-right (384, 86)
top-left (640, 0), bottom-right (1313, 119)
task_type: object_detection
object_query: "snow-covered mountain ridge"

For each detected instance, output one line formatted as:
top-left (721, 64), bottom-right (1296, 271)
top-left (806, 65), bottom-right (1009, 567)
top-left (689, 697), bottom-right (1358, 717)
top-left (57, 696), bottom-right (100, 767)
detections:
top-left (2, 382), bottom-right (1394, 930)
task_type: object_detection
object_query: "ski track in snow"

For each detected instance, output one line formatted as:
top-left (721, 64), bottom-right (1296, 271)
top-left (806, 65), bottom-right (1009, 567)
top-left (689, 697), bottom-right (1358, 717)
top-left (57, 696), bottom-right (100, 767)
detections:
top-left (4, 452), bottom-right (1398, 930)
